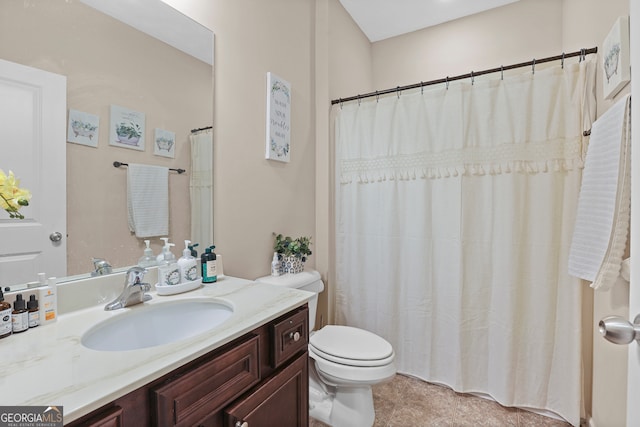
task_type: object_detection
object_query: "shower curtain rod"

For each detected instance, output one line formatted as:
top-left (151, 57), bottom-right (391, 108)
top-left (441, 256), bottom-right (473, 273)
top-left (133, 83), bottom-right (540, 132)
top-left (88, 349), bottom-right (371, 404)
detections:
top-left (331, 47), bottom-right (598, 106)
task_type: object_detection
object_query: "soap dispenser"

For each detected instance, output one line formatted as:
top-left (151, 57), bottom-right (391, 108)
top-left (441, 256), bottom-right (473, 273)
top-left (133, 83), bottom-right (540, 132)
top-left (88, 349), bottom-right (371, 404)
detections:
top-left (178, 240), bottom-right (199, 282)
top-left (156, 237), bottom-right (170, 263)
top-left (158, 242), bottom-right (180, 286)
top-left (138, 240), bottom-right (158, 268)
top-left (201, 245), bottom-right (218, 284)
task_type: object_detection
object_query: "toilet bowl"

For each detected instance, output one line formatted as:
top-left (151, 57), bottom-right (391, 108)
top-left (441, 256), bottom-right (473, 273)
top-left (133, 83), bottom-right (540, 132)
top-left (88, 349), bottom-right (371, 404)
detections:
top-left (256, 270), bottom-right (396, 427)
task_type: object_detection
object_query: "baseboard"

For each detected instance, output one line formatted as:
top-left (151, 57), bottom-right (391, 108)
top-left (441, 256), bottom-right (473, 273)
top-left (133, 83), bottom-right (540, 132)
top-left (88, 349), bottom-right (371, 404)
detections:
top-left (587, 416), bottom-right (596, 427)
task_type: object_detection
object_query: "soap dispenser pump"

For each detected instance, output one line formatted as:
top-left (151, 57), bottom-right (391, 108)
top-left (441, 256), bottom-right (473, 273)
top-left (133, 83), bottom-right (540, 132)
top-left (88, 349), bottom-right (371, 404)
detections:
top-left (178, 240), bottom-right (199, 282)
top-left (138, 240), bottom-right (157, 268)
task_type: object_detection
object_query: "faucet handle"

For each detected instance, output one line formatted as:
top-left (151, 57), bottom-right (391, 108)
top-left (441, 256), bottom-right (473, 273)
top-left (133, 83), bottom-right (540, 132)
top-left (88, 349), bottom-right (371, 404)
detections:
top-left (125, 266), bottom-right (147, 286)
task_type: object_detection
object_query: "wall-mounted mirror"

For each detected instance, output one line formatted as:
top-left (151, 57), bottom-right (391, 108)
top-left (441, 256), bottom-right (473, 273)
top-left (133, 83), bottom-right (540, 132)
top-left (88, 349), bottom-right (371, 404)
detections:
top-left (0, 0), bottom-right (214, 290)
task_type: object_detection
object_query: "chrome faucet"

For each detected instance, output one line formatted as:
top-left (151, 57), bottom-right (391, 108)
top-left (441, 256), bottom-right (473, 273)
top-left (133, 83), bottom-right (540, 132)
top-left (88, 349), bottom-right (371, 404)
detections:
top-left (104, 266), bottom-right (152, 311)
top-left (91, 257), bottom-right (113, 276)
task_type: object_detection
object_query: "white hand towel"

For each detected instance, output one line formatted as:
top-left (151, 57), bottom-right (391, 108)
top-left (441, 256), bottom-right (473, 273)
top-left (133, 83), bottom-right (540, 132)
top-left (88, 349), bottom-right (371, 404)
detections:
top-left (127, 164), bottom-right (169, 238)
top-left (568, 95), bottom-right (631, 291)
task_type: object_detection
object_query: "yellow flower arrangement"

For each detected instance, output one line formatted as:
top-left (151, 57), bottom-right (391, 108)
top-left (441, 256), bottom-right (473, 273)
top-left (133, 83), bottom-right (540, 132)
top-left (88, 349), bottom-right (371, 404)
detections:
top-left (0, 169), bottom-right (31, 219)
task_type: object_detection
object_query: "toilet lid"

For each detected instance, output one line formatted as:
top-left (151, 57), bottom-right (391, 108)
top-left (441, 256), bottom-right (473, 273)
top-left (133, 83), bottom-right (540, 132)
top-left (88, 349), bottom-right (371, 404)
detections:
top-left (309, 325), bottom-right (394, 366)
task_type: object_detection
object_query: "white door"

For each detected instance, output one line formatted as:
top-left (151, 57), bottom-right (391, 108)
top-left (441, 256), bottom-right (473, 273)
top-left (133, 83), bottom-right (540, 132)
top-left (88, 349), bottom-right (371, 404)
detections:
top-left (0, 59), bottom-right (67, 288)
top-left (628, 2), bottom-right (640, 423)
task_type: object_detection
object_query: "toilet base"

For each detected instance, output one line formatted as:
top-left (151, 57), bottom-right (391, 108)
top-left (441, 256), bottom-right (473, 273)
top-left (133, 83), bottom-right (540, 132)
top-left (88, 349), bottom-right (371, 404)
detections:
top-left (309, 364), bottom-right (375, 427)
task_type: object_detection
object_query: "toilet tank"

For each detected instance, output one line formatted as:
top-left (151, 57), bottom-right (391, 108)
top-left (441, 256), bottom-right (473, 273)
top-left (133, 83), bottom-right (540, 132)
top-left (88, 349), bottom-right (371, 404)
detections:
top-left (255, 270), bottom-right (324, 330)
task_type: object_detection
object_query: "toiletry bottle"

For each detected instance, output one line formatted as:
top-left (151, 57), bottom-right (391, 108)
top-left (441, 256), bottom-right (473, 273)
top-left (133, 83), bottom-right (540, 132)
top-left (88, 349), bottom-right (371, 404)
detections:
top-left (156, 237), bottom-right (170, 263)
top-left (201, 246), bottom-right (218, 283)
top-left (158, 243), bottom-right (181, 286)
top-left (178, 240), bottom-right (199, 282)
top-left (27, 294), bottom-right (39, 328)
top-left (138, 239), bottom-right (157, 268)
top-left (271, 252), bottom-right (281, 277)
top-left (39, 277), bottom-right (58, 325)
top-left (189, 242), bottom-right (199, 258)
top-left (11, 294), bottom-right (29, 333)
top-left (0, 289), bottom-right (11, 338)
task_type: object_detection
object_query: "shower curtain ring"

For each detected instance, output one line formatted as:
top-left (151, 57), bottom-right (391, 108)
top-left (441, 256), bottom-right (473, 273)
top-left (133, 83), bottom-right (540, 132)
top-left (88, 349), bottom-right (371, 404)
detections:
top-left (420, 81), bottom-right (424, 95)
top-left (561, 52), bottom-right (565, 69)
top-left (580, 48), bottom-right (585, 62)
top-left (357, 95), bottom-right (361, 106)
top-left (532, 58), bottom-right (536, 75)
top-left (471, 71), bottom-right (474, 85)
top-left (376, 90), bottom-right (379, 103)
top-left (339, 98), bottom-right (343, 109)
top-left (446, 76), bottom-right (449, 90)
top-left (500, 65), bottom-right (504, 80)
top-left (396, 86), bottom-right (401, 99)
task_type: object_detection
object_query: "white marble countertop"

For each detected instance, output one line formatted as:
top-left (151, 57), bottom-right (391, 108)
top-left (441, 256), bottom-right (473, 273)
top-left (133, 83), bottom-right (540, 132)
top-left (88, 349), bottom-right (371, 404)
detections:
top-left (0, 276), bottom-right (313, 423)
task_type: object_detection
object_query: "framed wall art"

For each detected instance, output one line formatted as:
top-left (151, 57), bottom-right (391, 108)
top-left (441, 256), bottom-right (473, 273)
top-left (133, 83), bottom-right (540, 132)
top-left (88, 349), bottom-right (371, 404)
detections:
top-left (265, 72), bottom-right (291, 163)
top-left (109, 104), bottom-right (145, 151)
top-left (602, 16), bottom-right (630, 100)
top-left (154, 128), bottom-right (176, 158)
top-left (67, 109), bottom-right (99, 148)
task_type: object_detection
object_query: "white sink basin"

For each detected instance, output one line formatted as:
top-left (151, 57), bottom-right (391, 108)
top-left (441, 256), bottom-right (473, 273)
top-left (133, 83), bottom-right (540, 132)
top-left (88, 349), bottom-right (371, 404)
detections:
top-left (81, 299), bottom-right (234, 351)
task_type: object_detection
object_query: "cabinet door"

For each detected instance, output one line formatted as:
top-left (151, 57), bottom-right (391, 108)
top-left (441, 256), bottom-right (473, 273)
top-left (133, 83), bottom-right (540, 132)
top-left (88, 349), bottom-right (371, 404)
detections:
top-left (152, 334), bottom-right (260, 427)
top-left (225, 352), bottom-right (308, 427)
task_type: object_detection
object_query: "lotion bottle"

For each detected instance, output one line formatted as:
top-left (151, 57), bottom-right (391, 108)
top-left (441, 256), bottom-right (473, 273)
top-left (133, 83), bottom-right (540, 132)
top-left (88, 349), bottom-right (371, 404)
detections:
top-left (201, 246), bottom-right (218, 284)
top-left (138, 239), bottom-right (157, 268)
top-left (39, 277), bottom-right (58, 325)
top-left (158, 243), bottom-right (181, 286)
top-left (156, 237), bottom-right (170, 263)
top-left (178, 240), bottom-right (198, 282)
top-left (271, 252), bottom-right (281, 277)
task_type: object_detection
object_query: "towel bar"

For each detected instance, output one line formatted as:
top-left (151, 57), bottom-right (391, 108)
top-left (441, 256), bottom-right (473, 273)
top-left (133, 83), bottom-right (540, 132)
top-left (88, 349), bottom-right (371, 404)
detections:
top-left (113, 161), bottom-right (185, 174)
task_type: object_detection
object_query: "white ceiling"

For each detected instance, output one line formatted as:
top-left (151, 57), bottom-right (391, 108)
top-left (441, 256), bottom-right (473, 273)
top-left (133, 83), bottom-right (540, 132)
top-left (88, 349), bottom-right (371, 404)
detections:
top-left (339, 0), bottom-right (521, 42)
top-left (80, 0), bottom-right (213, 65)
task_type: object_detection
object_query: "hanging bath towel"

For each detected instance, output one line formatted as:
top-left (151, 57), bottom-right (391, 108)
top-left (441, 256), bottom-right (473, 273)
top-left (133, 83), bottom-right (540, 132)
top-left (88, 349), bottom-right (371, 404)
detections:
top-left (127, 163), bottom-right (169, 238)
top-left (568, 94), bottom-right (631, 291)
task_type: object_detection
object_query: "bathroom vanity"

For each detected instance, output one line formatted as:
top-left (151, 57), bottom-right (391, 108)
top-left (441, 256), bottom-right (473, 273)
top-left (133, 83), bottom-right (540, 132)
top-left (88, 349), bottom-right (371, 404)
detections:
top-left (0, 275), bottom-right (312, 426)
top-left (69, 304), bottom-right (309, 426)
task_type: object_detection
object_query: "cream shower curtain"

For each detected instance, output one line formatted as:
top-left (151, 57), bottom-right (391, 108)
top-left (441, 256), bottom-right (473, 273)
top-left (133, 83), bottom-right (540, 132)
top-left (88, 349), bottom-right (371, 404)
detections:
top-left (190, 128), bottom-right (213, 248)
top-left (334, 59), bottom-right (596, 426)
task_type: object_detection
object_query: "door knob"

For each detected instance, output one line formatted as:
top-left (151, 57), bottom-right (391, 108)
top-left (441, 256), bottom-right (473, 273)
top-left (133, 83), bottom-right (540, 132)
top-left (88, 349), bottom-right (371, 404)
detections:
top-left (49, 232), bottom-right (63, 242)
top-left (598, 314), bottom-right (640, 345)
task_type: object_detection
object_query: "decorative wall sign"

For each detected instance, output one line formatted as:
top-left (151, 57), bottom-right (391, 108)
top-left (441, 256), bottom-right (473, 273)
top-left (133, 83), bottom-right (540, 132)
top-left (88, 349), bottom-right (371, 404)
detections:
top-left (67, 109), bottom-right (99, 147)
top-left (602, 16), bottom-right (630, 100)
top-left (265, 72), bottom-right (291, 162)
top-left (154, 128), bottom-right (176, 158)
top-left (109, 104), bottom-right (145, 151)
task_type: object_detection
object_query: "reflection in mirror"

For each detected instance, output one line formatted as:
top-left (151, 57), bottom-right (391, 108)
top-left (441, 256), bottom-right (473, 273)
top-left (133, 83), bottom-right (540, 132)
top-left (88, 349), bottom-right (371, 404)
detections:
top-left (0, 0), bottom-right (213, 290)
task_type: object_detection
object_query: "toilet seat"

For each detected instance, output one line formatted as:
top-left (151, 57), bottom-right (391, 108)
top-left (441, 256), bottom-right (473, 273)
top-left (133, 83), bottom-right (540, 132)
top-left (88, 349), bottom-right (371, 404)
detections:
top-left (309, 325), bottom-right (394, 367)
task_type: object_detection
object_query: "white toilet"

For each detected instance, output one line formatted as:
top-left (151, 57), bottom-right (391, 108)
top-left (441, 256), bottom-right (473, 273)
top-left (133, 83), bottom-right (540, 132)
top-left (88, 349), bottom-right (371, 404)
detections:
top-left (256, 270), bottom-right (396, 427)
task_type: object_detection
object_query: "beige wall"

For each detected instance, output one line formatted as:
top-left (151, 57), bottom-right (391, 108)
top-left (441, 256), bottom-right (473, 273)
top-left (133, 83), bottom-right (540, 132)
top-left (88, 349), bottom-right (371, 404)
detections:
top-left (0, 0), bottom-right (212, 275)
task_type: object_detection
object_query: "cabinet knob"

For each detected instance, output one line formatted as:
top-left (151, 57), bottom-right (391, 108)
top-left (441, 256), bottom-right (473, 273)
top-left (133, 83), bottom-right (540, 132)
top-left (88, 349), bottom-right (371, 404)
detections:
top-left (235, 422), bottom-right (249, 427)
top-left (289, 331), bottom-right (301, 342)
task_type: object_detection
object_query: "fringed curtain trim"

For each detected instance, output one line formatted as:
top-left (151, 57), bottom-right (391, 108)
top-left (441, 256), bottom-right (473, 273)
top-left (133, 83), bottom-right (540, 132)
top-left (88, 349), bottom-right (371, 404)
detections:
top-left (340, 137), bottom-right (583, 183)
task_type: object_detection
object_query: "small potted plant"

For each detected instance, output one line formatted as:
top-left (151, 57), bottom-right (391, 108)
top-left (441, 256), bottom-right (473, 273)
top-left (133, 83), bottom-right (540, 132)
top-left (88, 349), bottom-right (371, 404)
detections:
top-left (274, 234), bottom-right (312, 274)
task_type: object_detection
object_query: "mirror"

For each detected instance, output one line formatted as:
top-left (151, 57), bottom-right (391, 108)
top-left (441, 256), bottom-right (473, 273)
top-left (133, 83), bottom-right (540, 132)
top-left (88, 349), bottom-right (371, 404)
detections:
top-left (0, 0), bottom-right (213, 290)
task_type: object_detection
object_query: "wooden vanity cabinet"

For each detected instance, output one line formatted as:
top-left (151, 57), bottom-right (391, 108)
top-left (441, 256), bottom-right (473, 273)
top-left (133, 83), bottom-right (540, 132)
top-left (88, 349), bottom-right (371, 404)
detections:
top-left (67, 305), bottom-right (309, 427)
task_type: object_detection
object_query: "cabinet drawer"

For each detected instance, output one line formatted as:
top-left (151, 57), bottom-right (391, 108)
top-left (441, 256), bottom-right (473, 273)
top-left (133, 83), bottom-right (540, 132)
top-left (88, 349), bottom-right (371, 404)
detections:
top-left (71, 405), bottom-right (123, 427)
top-left (271, 306), bottom-right (308, 368)
top-left (152, 334), bottom-right (260, 427)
